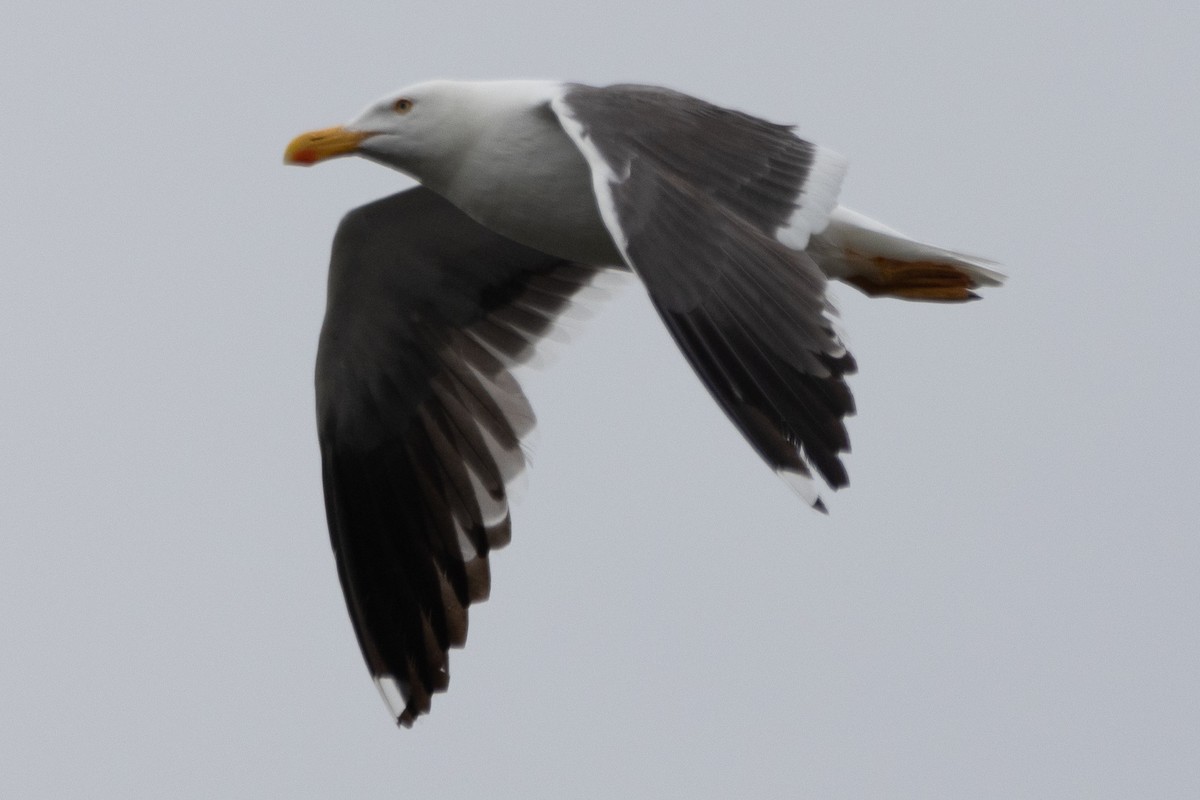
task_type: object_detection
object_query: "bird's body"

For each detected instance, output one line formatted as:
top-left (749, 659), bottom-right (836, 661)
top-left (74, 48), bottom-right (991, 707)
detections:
top-left (408, 82), bottom-right (622, 266)
top-left (285, 79), bottom-right (1003, 726)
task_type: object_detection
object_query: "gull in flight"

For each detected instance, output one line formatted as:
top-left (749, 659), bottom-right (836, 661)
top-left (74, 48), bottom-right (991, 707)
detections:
top-left (285, 80), bottom-right (1003, 726)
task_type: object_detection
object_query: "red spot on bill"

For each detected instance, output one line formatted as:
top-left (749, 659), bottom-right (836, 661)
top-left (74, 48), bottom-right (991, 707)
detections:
top-left (290, 148), bottom-right (318, 166)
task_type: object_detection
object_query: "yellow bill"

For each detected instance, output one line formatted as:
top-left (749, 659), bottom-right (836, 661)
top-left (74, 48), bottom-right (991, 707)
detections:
top-left (284, 126), bottom-right (372, 166)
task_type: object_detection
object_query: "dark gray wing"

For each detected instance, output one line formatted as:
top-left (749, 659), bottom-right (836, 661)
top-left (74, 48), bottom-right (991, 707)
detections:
top-left (317, 187), bottom-right (606, 726)
top-left (552, 84), bottom-right (856, 509)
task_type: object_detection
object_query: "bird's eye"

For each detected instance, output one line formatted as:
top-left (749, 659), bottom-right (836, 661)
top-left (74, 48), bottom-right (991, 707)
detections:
top-left (393, 98), bottom-right (414, 114)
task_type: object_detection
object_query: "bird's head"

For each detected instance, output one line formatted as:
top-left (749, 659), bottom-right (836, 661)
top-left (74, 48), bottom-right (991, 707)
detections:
top-left (284, 81), bottom-right (475, 179)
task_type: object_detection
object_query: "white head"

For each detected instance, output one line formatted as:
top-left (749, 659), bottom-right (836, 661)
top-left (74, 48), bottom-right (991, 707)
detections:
top-left (284, 80), bottom-right (557, 184)
top-left (283, 81), bottom-right (469, 179)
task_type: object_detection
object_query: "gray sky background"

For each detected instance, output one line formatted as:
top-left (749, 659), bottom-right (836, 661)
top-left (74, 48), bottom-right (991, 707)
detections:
top-left (3, 1), bottom-right (1198, 797)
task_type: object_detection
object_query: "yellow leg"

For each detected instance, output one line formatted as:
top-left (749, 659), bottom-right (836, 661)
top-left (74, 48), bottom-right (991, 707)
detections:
top-left (843, 258), bottom-right (981, 302)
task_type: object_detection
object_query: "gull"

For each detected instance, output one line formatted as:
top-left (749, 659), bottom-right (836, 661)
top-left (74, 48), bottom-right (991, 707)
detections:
top-left (284, 80), bottom-right (1003, 726)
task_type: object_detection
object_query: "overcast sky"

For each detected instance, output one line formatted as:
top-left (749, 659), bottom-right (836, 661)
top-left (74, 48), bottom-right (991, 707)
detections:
top-left (3, 1), bottom-right (1198, 797)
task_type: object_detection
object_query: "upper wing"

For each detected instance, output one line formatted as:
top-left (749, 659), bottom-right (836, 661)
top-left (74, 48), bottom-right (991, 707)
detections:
top-left (551, 84), bottom-right (857, 509)
top-left (316, 187), bottom-right (607, 726)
